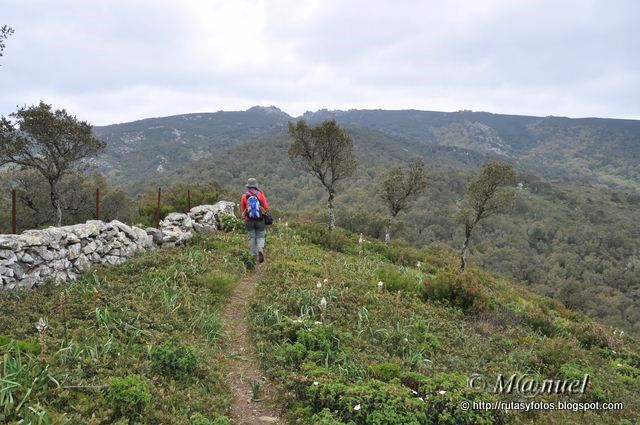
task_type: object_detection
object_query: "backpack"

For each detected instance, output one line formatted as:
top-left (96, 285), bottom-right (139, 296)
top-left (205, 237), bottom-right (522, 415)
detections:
top-left (245, 190), bottom-right (262, 219)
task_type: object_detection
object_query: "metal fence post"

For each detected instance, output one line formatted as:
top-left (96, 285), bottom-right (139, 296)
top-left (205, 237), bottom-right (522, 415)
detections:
top-left (96, 188), bottom-right (100, 220)
top-left (187, 190), bottom-right (191, 212)
top-left (155, 187), bottom-right (161, 228)
top-left (11, 189), bottom-right (16, 234)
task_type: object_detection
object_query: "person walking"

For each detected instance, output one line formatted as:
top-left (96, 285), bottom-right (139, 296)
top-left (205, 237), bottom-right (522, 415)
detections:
top-left (240, 178), bottom-right (270, 263)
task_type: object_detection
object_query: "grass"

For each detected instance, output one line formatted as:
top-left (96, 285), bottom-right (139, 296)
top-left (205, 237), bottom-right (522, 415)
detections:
top-left (0, 231), bottom-right (249, 424)
top-left (1, 221), bottom-right (639, 424)
top-left (249, 224), bottom-right (640, 424)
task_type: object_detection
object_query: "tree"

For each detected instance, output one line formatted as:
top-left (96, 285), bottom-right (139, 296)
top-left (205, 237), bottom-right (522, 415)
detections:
top-left (379, 157), bottom-right (427, 244)
top-left (0, 25), bottom-right (14, 66)
top-left (0, 102), bottom-right (106, 226)
top-left (458, 160), bottom-right (517, 271)
top-left (288, 119), bottom-right (356, 230)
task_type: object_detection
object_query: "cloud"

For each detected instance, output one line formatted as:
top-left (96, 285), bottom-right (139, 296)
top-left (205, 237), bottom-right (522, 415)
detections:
top-left (0, 0), bottom-right (638, 124)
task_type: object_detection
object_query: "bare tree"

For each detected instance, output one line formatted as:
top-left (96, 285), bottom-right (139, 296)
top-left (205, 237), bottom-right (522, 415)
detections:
top-left (380, 157), bottom-right (427, 244)
top-left (0, 25), bottom-right (14, 66)
top-left (0, 102), bottom-right (106, 226)
top-left (288, 119), bottom-right (356, 230)
top-left (458, 160), bottom-right (517, 271)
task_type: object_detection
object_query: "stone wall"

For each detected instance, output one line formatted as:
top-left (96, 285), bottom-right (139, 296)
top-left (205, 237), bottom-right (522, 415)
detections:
top-left (0, 201), bottom-right (236, 290)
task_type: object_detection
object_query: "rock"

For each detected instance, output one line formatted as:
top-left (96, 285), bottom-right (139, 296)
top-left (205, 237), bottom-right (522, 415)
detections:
top-left (0, 249), bottom-right (17, 262)
top-left (31, 246), bottom-right (54, 261)
top-left (68, 243), bottom-right (81, 260)
top-left (145, 228), bottom-right (164, 245)
top-left (21, 253), bottom-right (35, 263)
top-left (0, 265), bottom-right (14, 277)
top-left (0, 236), bottom-right (21, 250)
top-left (258, 416), bottom-right (279, 423)
top-left (73, 254), bottom-right (91, 272)
top-left (8, 263), bottom-right (24, 279)
top-left (82, 241), bottom-right (97, 254)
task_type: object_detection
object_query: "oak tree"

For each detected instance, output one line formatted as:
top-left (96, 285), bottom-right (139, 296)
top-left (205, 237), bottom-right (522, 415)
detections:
top-left (0, 102), bottom-right (106, 226)
top-left (458, 160), bottom-right (517, 271)
top-left (380, 157), bottom-right (427, 244)
top-left (288, 119), bottom-right (356, 230)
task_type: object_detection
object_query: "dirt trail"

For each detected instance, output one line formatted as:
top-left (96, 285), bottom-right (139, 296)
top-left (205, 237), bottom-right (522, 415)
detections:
top-left (220, 266), bottom-right (281, 425)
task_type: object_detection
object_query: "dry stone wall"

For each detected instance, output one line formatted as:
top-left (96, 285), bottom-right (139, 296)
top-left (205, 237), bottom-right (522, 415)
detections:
top-left (0, 201), bottom-right (236, 290)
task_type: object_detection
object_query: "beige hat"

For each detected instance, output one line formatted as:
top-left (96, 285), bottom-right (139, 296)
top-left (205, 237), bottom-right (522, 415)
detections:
top-left (246, 178), bottom-right (258, 188)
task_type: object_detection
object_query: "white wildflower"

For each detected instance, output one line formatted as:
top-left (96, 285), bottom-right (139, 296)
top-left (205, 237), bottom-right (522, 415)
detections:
top-left (316, 281), bottom-right (322, 288)
top-left (313, 381), bottom-right (319, 386)
top-left (411, 389), bottom-right (418, 395)
top-left (403, 337), bottom-right (409, 343)
top-left (36, 317), bottom-right (47, 333)
top-left (418, 397), bottom-right (424, 402)
top-left (358, 233), bottom-right (364, 244)
top-left (320, 297), bottom-right (328, 309)
top-left (285, 221), bottom-right (289, 227)
top-left (416, 261), bottom-right (422, 268)
top-left (353, 404), bottom-right (361, 411)
top-left (438, 390), bottom-right (446, 395)
top-left (314, 321), bottom-right (323, 325)
top-left (377, 281), bottom-right (384, 289)
top-left (323, 278), bottom-right (329, 283)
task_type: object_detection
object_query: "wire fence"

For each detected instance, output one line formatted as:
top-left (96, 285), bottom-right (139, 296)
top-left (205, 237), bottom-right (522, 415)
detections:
top-left (8, 187), bottom-right (195, 234)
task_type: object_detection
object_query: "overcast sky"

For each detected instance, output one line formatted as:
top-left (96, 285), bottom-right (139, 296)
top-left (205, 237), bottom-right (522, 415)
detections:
top-left (1, 0), bottom-right (639, 125)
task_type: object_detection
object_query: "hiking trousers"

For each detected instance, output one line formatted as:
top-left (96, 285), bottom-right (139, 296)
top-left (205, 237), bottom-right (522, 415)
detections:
top-left (245, 219), bottom-right (266, 256)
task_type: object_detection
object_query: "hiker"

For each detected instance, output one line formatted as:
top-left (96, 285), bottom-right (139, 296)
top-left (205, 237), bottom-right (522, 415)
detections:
top-left (240, 178), bottom-right (270, 263)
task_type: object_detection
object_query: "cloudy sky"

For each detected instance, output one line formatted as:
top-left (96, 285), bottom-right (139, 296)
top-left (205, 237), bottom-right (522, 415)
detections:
top-left (1, 0), bottom-right (638, 125)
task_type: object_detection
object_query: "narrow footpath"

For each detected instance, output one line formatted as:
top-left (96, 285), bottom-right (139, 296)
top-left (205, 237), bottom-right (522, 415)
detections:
top-left (220, 266), bottom-right (281, 425)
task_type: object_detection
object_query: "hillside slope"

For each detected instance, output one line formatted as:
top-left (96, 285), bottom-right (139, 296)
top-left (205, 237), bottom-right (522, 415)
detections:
top-left (151, 131), bottom-right (640, 334)
top-left (251, 224), bottom-right (640, 424)
top-left (1, 224), bottom-right (638, 424)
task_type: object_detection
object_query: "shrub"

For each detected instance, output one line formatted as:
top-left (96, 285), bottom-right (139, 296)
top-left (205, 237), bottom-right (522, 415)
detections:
top-left (375, 266), bottom-right (420, 292)
top-left (422, 271), bottom-right (487, 313)
top-left (295, 224), bottom-right (351, 253)
top-left (191, 413), bottom-right (232, 425)
top-left (370, 362), bottom-right (402, 382)
top-left (219, 214), bottom-right (242, 232)
top-left (233, 248), bottom-right (256, 270)
top-left (107, 375), bottom-right (151, 420)
top-left (151, 341), bottom-right (197, 378)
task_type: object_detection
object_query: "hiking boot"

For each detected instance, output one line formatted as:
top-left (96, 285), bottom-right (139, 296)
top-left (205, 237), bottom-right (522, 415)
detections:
top-left (258, 250), bottom-right (265, 263)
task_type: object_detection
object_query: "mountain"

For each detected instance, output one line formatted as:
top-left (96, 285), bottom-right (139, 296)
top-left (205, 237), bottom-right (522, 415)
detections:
top-left (94, 106), bottom-right (640, 192)
top-left (93, 106), bottom-right (291, 185)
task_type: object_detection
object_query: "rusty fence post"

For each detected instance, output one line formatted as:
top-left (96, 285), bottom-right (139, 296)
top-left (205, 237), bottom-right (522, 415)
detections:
top-left (95, 188), bottom-right (100, 220)
top-left (12, 189), bottom-right (17, 234)
top-left (155, 187), bottom-right (161, 229)
top-left (187, 190), bottom-right (191, 212)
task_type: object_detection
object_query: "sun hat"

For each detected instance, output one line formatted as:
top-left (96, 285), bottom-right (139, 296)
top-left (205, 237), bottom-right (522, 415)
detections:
top-left (246, 178), bottom-right (258, 188)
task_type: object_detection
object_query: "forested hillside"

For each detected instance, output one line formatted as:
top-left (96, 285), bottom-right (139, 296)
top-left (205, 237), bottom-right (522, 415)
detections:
top-left (94, 107), bottom-right (640, 193)
top-left (144, 126), bottom-right (640, 334)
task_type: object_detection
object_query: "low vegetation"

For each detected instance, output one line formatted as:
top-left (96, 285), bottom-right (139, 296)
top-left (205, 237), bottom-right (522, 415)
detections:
top-left (0, 232), bottom-right (250, 424)
top-left (250, 224), bottom-right (640, 424)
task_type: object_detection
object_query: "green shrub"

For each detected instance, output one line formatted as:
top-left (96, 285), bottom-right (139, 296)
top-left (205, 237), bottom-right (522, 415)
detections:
top-left (191, 413), bottom-right (232, 425)
top-left (295, 224), bottom-right (351, 253)
top-left (233, 248), bottom-right (256, 270)
top-left (107, 375), bottom-right (152, 420)
top-left (375, 266), bottom-right (420, 292)
top-left (151, 341), bottom-right (197, 378)
top-left (370, 362), bottom-right (402, 382)
top-left (422, 271), bottom-right (487, 313)
top-left (219, 214), bottom-right (242, 232)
